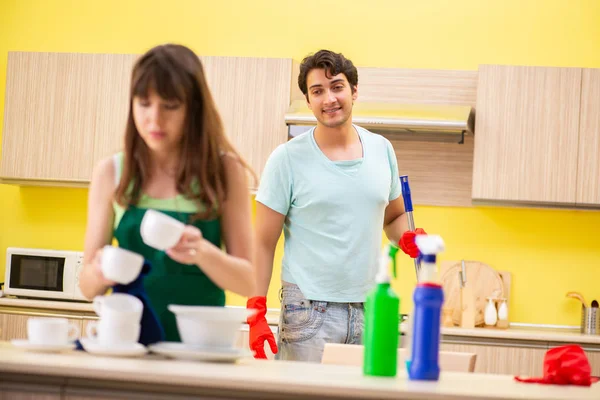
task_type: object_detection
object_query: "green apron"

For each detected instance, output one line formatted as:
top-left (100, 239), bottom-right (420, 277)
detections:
top-left (111, 154), bottom-right (224, 341)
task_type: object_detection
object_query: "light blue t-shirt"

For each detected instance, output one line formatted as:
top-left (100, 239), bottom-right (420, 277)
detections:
top-left (256, 125), bottom-right (401, 302)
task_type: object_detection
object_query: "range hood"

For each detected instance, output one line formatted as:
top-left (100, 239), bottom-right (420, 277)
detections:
top-left (284, 100), bottom-right (475, 143)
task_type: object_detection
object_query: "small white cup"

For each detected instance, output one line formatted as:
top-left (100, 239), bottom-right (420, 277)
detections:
top-left (140, 209), bottom-right (185, 250)
top-left (93, 293), bottom-right (143, 323)
top-left (28, 317), bottom-right (80, 346)
top-left (86, 319), bottom-right (140, 346)
top-left (101, 245), bottom-right (144, 284)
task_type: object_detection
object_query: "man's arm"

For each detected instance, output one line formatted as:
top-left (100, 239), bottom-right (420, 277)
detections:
top-left (253, 202), bottom-right (286, 296)
top-left (383, 196), bottom-right (409, 244)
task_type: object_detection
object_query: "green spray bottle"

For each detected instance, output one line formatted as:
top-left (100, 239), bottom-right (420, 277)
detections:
top-left (363, 243), bottom-right (400, 377)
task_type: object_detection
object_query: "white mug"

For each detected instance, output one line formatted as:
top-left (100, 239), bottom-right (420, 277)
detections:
top-left (86, 319), bottom-right (140, 346)
top-left (28, 317), bottom-right (79, 346)
top-left (140, 209), bottom-right (185, 250)
top-left (101, 245), bottom-right (144, 284)
top-left (93, 293), bottom-right (143, 323)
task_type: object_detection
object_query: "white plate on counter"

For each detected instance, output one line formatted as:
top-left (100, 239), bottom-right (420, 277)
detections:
top-left (11, 339), bottom-right (76, 353)
top-left (148, 342), bottom-right (252, 362)
top-left (80, 339), bottom-right (148, 358)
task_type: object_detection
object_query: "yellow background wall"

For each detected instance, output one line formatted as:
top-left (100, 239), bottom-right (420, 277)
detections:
top-left (1, 0), bottom-right (599, 326)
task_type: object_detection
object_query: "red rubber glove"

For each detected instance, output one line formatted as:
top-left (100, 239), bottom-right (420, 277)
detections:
top-left (247, 296), bottom-right (278, 359)
top-left (399, 228), bottom-right (427, 258)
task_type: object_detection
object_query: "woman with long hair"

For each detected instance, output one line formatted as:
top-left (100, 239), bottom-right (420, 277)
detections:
top-left (79, 44), bottom-right (256, 341)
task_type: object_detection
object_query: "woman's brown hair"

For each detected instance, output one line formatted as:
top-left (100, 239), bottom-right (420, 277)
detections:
top-left (115, 44), bottom-right (255, 220)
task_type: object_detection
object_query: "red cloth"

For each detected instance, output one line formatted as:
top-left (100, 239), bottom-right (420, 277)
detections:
top-left (515, 345), bottom-right (599, 386)
top-left (399, 228), bottom-right (427, 258)
top-left (246, 296), bottom-right (278, 359)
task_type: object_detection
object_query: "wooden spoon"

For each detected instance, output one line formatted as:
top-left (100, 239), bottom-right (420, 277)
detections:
top-left (566, 292), bottom-right (588, 308)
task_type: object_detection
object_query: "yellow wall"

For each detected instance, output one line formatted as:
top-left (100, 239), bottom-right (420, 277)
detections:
top-left (1, 0), bottom-right (599, 326)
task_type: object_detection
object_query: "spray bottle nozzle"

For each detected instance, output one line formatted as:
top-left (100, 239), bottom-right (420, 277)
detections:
top-left (388, 243), bottom-right (399, 278)
top-left (414, 235), bottom-right (445, 283)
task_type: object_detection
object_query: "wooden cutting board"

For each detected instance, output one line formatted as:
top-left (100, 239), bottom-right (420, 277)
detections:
top-left (439, 260), bottom-right (507, 327)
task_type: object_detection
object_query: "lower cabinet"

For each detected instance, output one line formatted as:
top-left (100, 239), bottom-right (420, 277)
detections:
top-left (585, 350), bottom-right (600, 377)
top-left (440, 341), bottom-right (547, 376)
top-left (0, 389), bottom-right (61, 400)
top-left (0, 378), bottom-right (63, 400)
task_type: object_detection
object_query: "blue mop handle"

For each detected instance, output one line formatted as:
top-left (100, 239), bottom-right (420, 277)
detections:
top-left (400, 176), bottom-right (421, 280)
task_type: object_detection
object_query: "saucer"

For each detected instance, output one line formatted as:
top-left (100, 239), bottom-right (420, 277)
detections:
top-left (11, 339), bottom-right (76, 353)
top-left (80, 339), bottom-right (148, 358)
top-left (148, 342), bottom-right (252, 362)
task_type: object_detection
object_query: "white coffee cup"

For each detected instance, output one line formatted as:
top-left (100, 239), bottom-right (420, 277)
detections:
top-left (28, 317), bottom-right (80, 346)
top-left (86, 319), bottom-right (140, 346)
top-left (93, 293), bottom-right (143, 323)
top-left (101, 245), bottom-right (144, 284)
top-left (140, 209), bottom-right (185, 250)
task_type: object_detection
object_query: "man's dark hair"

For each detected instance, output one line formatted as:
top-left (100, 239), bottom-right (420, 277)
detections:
top-left (298, 50), bottom-right (358, 98)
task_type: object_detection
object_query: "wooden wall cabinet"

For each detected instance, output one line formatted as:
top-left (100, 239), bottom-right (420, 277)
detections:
top-left (577, 69), bottom-right (600, 206)
top-left (472, 65), bottom-right (582, 206)
top-left (0, 52), bottom-right (291, 190)
top-left (472, 64), bottom-right (600, 208)
top-left (200, 56), bottom-right (292, 190)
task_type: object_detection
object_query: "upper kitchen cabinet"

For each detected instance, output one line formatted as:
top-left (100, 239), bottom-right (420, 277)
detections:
top-left (2, 53), bottom-right (96, 185)
top-left (90, 54), bottom-right (138, 166)
top-left (199, 56), bottom-right (292, 191)
top-left (472, 65), bottom-right (582, 206)
top-left (0, 52), bottom-right (136, 186)
top-left (577, 69), bottom-right (600, 206)
top-left (1, 52), bottom-right (292, 189)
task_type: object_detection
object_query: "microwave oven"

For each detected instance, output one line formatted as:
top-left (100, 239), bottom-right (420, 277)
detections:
top-left (4, 247), bottom-right (89, 301)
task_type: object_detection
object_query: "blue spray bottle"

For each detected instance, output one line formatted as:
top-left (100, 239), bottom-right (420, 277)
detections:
top-left (409, 235), bottom-right (445, 381)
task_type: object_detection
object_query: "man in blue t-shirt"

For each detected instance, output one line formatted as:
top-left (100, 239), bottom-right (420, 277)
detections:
top-left (246, 49), bottom-right (426, 362)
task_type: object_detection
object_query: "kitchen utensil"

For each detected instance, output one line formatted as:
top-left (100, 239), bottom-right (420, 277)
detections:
top-left (140, 209), bottom-right (186, 250)
top-left (86, 319), bottom-right (141, 346)
top-left (101, 245), bottom-right (144, 284)
top-left (581, 306), bottom-right (600, 335)
top-left (591, 300), bottom-right (599, 308)
top-left (484, 297), bottom-right (498, 326)
top-left (458, 261), bottom-right (475, 328)
top-left (11, 339), bottom-right (76, 353)
top-left (149, 342), bottom-right (252, 363)
top-left (400, 175), bottom-right (420, 280)
top-left (441, 307), bottom-right (454, 327)
top-left (168, 305), bottom-right (257, 348)
top-left (93, 293), bottom-right (143, 322)
top-left (496, 298), bottom-right (509, 329)
top-left (566, 292), bottom-right (588, 308)
top-left (27, 317), bottom-right (79, 346)
top-left (440, 260), bottom-right (506, 326)
top-left (80, 339), bottom-right (147, 358)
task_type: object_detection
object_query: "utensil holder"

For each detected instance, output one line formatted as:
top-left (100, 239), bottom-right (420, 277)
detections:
top-left (581, 306), bottom-right (600, 335)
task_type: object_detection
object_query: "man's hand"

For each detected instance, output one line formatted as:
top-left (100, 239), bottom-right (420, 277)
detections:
top-left (247, 296), bottom-right (278, 359)
top-left (399, 228), bottom-right (427, 258)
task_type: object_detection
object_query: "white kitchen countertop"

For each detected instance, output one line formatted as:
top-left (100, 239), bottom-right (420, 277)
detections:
top-left (0, 344), bottom-right (598, 400)
top-left (396, 324), bottom-right (600, 346)
top-left (436, 325), bottom-right (600, 345)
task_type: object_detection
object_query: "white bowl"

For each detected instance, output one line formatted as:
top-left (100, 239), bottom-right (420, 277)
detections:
top-left (168, 305), bottom-right (257, 348)
top-left (140, 210), bottom-right (185, 251)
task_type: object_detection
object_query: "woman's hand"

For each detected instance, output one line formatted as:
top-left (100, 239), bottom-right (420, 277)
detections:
top-left (166, 225), bottom-right (209, 265)
top-left (89, 248), bottom-right (117, 287)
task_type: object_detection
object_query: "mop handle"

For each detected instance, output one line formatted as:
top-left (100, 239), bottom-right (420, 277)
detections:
top-left (400, 176), bottom-right (421, 280)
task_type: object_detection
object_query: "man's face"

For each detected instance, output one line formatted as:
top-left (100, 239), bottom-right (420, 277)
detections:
top-left (305, 68), bottom-right (358, 129)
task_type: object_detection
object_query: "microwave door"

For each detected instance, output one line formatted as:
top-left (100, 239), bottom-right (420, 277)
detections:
top-left (6, 254), bottom-right (70, 300)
